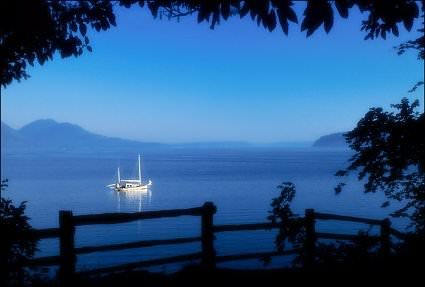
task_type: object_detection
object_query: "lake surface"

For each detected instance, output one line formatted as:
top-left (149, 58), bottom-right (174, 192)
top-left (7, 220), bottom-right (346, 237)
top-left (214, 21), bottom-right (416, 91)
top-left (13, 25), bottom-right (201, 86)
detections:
top-left (1, 147), bottom-right (406, 273)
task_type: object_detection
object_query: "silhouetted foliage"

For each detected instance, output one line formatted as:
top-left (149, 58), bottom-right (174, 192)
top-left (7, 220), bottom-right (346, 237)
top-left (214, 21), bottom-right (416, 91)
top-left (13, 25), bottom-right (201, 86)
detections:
top-left (336, 98), bottom-right (425, 232)
top-left (313, 233), bottom-right (377, 266)
top-left (392, 232), bottom-right (425, 261)
top-left (0, 180), bottom-right (38, 287)
top-left (396, 2), bottom-right (424, 60)
top-left (1, 0), bottom-right (423, 87)
top-left (267, 182), bottom-right (304, 253)
top-left (0, 0), bottom-right (116, 87)
top-left (408, 80), bottom-right (424, 93)
top-left (267, 183), bottom-right (385, 268)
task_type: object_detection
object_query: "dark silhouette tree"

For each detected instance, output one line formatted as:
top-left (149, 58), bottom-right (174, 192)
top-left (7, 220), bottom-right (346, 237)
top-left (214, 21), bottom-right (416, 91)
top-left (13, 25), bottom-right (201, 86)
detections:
top-left (1, 0), bottom-right (424, 88)
top-left (336, 98), bottom-right (425, 232)
top-left (0, 180), bottom-right (39, 286)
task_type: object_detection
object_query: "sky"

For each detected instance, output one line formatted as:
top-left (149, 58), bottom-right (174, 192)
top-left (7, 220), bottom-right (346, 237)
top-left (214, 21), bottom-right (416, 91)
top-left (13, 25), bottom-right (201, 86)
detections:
top-left (1, 5), bottom-right (424, 143)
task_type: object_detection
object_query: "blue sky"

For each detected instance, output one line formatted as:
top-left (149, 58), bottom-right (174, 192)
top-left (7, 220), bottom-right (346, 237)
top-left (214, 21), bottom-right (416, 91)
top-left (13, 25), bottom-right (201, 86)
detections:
top-left (1, 5), bottom-right (423, 143)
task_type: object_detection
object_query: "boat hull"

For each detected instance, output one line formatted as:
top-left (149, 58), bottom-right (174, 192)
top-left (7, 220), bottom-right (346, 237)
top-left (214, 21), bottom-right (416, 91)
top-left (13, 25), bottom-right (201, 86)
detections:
top-left (114, 185), bottom-right (150, 192)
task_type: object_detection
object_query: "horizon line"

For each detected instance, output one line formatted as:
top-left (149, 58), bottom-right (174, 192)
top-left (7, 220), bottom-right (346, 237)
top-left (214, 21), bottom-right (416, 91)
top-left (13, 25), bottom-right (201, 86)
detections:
top-left (1, 118), bottom-right (342, 145)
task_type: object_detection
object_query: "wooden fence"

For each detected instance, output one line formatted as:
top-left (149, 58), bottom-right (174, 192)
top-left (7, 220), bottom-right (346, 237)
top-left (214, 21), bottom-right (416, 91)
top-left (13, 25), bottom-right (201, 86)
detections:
top-left (28, 202), bottom-right (405, 282)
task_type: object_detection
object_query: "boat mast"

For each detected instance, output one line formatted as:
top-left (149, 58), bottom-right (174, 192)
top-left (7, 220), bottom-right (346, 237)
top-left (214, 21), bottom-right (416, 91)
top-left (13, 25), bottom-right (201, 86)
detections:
top-left (138, 154), bottom-right (142, 184)
top-left (117, 167), bottom-right (121, 183)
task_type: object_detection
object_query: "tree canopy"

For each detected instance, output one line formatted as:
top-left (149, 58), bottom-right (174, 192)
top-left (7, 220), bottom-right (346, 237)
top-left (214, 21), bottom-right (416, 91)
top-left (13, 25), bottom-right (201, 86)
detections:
top-left (1, 0), bottom-right (424, 88)
top-left (337, 98), bottom-right (425, 231)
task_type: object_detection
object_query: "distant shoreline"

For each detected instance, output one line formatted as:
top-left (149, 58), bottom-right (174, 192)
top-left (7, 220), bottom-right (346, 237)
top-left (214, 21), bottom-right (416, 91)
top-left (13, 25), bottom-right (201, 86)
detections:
top-left (2, 119), bottom-right (339, 152)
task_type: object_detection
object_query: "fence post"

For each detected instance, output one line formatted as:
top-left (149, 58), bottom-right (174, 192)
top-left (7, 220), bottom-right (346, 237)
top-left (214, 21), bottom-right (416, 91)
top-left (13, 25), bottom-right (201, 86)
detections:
top-left (201, 202), bottom-right (217, 268)
top-left (59, 210), bottom-right (75, 284)
top-left (380, 218), bottom-right (391, 257)
top-left (304, 208), bottom-right (316, 270)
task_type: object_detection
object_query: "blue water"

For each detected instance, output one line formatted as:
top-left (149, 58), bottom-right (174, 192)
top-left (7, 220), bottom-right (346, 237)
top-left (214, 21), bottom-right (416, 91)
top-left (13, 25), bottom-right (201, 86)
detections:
top-left (1, 148), bottom-right (406, 273)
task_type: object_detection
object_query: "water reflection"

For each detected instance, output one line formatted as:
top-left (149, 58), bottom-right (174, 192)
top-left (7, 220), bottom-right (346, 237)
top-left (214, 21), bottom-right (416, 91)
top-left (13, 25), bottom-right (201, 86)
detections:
top-left (114, 189), bottom-right (152, 212)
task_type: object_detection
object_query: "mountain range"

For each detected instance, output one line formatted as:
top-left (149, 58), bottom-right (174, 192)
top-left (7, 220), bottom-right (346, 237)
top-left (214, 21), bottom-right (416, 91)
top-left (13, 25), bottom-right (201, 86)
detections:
top-left (1, 119), bottom-right (346, 154)
top-left (1, 119), bottom-right (161, 154)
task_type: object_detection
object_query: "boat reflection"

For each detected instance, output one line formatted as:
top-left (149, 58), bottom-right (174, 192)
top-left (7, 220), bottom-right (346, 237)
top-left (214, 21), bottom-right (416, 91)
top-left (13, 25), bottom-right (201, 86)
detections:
top-left (114, 189), bottom-right (152, 212)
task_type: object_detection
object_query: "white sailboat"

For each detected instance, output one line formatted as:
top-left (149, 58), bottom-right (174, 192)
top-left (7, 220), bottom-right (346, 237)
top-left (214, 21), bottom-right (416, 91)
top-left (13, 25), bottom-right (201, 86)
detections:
top-left (107, 155), bottom-right (152, 192)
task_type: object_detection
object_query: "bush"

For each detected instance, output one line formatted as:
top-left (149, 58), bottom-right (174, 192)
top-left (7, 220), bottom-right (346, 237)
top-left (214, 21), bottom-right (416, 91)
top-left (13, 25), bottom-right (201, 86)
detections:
top-left (1, 180), bottom-right (38, 286)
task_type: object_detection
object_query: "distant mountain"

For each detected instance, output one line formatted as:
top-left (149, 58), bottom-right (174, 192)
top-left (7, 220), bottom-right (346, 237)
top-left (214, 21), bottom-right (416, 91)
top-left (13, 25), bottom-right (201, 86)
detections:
top-left (1, 119), bottom-right (161, 154)
top-left (1, 122), bottom-right (25, 150)
top-left (313, 132), bottom-right (348, 148)
top-left (1, 119), bottom-right (328, 154)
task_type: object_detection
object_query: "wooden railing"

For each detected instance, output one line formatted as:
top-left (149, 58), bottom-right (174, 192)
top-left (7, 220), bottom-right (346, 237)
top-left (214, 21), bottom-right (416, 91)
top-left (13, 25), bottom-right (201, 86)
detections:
top-left (304, 209), bottom-right (393, 267)
top-left (29, 203), bottom-right (405, 282)
top-left (29, 202), bottom-right (216, 282)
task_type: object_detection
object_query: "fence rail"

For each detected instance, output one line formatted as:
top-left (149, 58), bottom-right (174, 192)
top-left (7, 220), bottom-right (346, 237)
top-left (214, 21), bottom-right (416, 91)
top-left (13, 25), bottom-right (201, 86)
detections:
top-left (79, 252), bottom-right (203, 276)
top-left (72, 206), bottom-right (205, 226)
top-left (29, 203), bottom-right (405, 282)
top-left (314, 212), bottom-right (384, 225)
top-left (215, 249), bottom-right (299, 263)
top-left (316, 232), bottom-right (380, 241)
top-left (75, 236), bottom-right (202, 255)
top-left (389, 227), bottom-right (408, 240)
top-left (28, 255), bottom-right (61, 266)
top-left (213, 222), bottom-right (281, 233)
top-left (32, 227), bottom-right (61, 239)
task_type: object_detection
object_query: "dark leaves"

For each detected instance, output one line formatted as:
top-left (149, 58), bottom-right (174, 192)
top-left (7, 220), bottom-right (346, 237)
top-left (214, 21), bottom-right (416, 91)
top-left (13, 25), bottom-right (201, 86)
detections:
top-left (323, 4), bottom-right (333, 33)
top-left (267, 10), bottom-right (277, 32)
top-left (396, 33), bottom-right (425, 60)
top-left (80, 23), bottom-right (87, 36)
top-left (335, 0), bottom-right (351, 18)
top-left (148, 1), bottom-right (160, 18)
top-left (221, 0), bottom-right (231, 20)
top-left (408, 81), bottom-right (424, 93)
top-left (197, 1), bottom-right (210, 23)
top-left (277, 1), bottom-right (298, 35)
top-left (1, 196), bottom-right (39, 284)
top-left (381, 201), bottom-right (390, 208)
top-left (403, 15), bottom-right (414, 31)
top-left (94, 22), bottom-right (101, 32)
top-left (108, 13), bottom-right (117, 27)
top-left (392, 25), bottom-right (399, 37)
top-left (239, 2), bottom-right (250, 18)
top-left (70, 22), bottom-right (78, 32)
top-left (286, 5), bottom-right (297, 23)
top-left (267, 182), bottom-right (305, 255)
top-left (120, 0), bottom-right (137, 8)
top-left (334, 182), bottom-right (346, 194)
top-left (302, 0), bottom-right (334, 36)
top-left (336, 98), bottom-right (425, 231)
top-left (361, 0), bottom-right (420, 44)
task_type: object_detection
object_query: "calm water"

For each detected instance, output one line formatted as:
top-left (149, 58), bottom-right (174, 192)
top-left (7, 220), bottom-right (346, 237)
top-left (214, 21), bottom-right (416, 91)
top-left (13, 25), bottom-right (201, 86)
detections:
top-left (1, 148), bottom-right (406, 272)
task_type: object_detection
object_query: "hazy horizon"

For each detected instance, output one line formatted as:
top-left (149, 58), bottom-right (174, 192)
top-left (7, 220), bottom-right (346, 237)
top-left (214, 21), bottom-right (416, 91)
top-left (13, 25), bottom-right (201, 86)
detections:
top-left (2, 118), bottom-right (319, 145)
